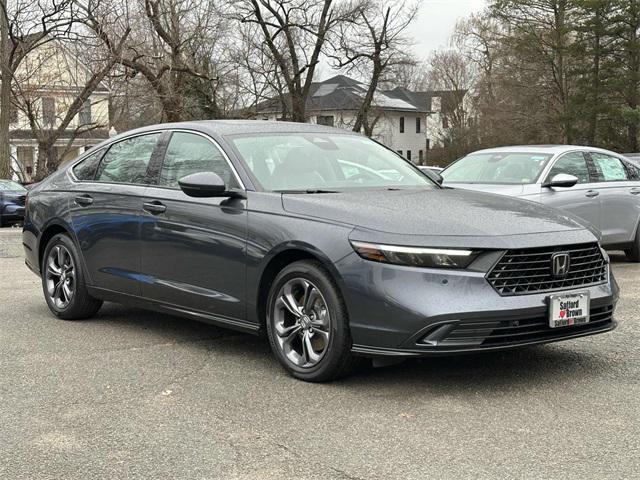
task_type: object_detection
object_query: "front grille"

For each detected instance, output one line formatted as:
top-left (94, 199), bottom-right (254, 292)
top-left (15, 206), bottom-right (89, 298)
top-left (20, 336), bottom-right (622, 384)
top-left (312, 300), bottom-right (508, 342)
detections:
top-left (487, 243), bottom-right (607, 296)
top-left (423, 305), bottom-right (614, 348)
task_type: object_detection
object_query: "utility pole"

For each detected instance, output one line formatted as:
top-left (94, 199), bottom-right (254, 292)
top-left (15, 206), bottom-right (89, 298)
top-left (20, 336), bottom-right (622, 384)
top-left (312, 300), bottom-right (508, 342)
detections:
top-left (0, 0), bottom-right (11, 179)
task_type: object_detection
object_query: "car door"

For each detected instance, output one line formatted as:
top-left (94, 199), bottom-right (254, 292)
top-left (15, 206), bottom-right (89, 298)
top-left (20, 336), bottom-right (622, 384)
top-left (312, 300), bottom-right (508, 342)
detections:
top-left (68, 132), bottom-right (162, 295)
top-left (140, 130), bottom-right (248, 321)
top-left (539, 151), bottom-right (602, 231)
top-left (587, 151), bottom-right (640, 246)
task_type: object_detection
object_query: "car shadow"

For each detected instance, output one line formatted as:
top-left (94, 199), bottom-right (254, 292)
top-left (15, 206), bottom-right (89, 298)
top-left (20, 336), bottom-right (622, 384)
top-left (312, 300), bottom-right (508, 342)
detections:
top-left (339, 345), bottom-right (610, 395)
top-left (85, 302), bottom-right (612, 394)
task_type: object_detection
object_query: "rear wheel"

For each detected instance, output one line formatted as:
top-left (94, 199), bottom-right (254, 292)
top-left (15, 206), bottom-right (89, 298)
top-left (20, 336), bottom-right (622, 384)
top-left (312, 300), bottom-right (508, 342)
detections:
top-left (266, 260), bottom-right (356, 382)
top-left (42, 233), bottom-right (102, 319)
top-left (625, 224), bottom-right (640, 262)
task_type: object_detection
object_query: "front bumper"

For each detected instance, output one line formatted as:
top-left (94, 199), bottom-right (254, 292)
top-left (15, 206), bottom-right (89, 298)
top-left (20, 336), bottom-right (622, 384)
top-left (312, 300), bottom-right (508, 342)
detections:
top-left (337, 253), bottom-right (619, 357)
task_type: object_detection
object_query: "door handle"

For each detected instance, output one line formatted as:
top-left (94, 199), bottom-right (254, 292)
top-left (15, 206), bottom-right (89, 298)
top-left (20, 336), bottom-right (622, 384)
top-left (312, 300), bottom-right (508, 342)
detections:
top-left (74, 195), bottom-right (93, 206)
top-left (631, 188), bottom-right (640, 195)
top-left (585, 190), bottom-right (600, 198)
top-left (143, 201), bottom-right (167, 214)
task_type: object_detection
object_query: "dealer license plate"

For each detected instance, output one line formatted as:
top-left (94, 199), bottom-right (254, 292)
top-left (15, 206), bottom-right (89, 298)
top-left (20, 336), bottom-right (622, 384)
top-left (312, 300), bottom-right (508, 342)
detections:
top-left (549, 292), bottom-right (590, 328)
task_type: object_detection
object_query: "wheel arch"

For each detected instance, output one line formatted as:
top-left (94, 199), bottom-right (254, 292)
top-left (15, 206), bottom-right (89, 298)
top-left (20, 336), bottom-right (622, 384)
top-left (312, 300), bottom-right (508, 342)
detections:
top-left (255, 243), bottom-right (345, 330)
top-left (37, 220), bottom-right (77, 272)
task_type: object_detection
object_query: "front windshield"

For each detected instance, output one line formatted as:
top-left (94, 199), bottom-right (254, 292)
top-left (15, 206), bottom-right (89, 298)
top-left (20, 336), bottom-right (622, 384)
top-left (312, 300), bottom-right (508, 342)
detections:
top-left (0, 179), bottom-right (26, 191)
top-left (229, 133), bottom-right (435, 192)
top-left (442, 152), bottom-right (553, 185)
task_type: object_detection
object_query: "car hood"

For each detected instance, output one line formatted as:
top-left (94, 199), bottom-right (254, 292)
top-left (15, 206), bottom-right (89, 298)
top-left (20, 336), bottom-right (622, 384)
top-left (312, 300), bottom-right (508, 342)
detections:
top-left (281, 188), bottom-right (597, 248)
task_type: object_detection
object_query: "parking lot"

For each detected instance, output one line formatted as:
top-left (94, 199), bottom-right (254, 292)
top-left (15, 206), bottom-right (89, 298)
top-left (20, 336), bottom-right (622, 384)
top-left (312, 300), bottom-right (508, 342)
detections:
top-left (0, 227), bottom-right (638, 479)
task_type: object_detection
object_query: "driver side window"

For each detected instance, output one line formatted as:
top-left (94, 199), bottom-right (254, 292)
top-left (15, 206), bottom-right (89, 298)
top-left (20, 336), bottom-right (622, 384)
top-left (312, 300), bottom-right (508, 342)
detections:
top-left (547, 152), bottom-right (590, 184)
top-left (95, 133), bottom-right (160, 184)
top-left (159, 132), bottom-right (239, 189)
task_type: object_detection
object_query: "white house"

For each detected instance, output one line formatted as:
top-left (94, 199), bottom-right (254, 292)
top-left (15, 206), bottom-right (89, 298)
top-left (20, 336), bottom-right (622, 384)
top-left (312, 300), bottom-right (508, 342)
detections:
top-left (253, 75), bottom-right (463, 165)
top-left (9, 39), bottom-right (111, 181)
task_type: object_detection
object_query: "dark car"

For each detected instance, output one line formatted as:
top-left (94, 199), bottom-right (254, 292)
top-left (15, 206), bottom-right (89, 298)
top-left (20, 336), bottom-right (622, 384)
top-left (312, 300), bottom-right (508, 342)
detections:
top-left (0, 179), bottom-right (27, 227)
top-left (23, 121), bottom-right (619, 381)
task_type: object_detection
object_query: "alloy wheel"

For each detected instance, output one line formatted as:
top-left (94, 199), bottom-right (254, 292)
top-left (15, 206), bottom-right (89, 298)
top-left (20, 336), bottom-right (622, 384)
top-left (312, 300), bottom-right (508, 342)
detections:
top-left (272, 277), bottom-right (331, 368)
top-left (45, 244), bottom-right (76, 309)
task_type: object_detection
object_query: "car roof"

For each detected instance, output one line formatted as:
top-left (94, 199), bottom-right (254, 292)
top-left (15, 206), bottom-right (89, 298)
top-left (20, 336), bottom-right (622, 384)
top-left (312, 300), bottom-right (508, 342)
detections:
top-left (468, 145), bottom-right (624, 157)
top-left (107, 120), bottom-right (352, 142)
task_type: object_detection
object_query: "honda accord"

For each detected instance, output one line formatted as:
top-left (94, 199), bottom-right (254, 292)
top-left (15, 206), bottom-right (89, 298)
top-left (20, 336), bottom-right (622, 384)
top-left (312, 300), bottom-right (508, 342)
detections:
top-left (23, 121), bottom-right (619, 381)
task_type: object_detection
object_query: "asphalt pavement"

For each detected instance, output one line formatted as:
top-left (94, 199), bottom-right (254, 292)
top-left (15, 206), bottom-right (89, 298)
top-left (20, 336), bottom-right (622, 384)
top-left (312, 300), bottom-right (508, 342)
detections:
top-left (1, 228), bottom-right (638, 479)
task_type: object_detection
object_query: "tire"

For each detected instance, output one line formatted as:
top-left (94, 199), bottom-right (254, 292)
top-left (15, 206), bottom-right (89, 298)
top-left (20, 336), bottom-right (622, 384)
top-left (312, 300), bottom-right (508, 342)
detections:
top-left (41, 233), bottom-right (103, 320)
top-left (265, 260), bottom-right (356, 382)
top-left (625, 225), bottom-right (640, 262)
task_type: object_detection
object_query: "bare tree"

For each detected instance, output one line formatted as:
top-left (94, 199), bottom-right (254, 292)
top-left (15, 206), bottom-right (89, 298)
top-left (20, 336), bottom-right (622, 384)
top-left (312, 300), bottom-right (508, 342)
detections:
top-left (235, 0), bottom-right (359, 122)
top-left (83, 0), bottom-right (223, 122)
top-left (12, 29), bottom-right (129, 176)
top-left (329, 0), bottom-right (417, 136)
top-left (0, 0), bottom-right (78, 178)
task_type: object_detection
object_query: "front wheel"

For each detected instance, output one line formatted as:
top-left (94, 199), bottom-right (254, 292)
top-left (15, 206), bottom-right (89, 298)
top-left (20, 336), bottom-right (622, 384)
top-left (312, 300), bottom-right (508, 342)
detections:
top-left (42, 233), bottom-right (103, 320)
top-left (266, 260), bottom-right (356, 382)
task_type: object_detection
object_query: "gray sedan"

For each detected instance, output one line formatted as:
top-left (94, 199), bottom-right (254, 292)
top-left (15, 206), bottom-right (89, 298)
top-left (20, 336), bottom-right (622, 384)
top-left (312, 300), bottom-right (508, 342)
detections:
top-left (23, 127), bottom-right (618, 382)
top-left (442, 145), bottom-right (640, 261)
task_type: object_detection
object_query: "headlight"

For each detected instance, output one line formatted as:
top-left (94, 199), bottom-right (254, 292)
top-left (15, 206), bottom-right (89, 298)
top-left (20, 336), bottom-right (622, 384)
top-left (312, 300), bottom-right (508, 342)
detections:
top-left (350, 241), bottom-right (480, 269)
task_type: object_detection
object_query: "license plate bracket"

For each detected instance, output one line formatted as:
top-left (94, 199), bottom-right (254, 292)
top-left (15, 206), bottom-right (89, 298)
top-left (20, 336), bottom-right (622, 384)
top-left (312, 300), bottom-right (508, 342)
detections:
top-left (548, 292), bottom-right (590, 328)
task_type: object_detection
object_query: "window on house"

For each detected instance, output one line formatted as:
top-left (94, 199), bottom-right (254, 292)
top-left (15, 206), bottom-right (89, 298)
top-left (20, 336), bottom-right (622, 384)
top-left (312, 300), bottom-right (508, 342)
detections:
top-left (79, 100), bottom-right (92, 126)
top-left (317, 115), bottom-right (334, 127)
top-left (426, 139), bottom-right (431, 150)
top-left (399, 117), bottom-right (405, 133)
top-left (407, 150), bottom-right (412, 161)
top-left (42, 97), bottom-right (55, 126)
top-left (419, 150), bottom-right (424, 163)
top-left (397, 150), bottom-right (403, 156)
top-left (16, 147), bottom-right (34, 175)
top-left (416, 117), bottom-right (421, 133)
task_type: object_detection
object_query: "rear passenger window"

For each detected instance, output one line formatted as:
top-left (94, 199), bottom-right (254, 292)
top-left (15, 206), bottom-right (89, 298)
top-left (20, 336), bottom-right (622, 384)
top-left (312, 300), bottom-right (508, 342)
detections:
top-left (547, 152), bottom-right (590, 184)
top-left (72, 149), bottom-right (104, 181)
top-left (591, 153), bottom-right (629, 182)
top-left (158, 132), bottom-right (239, 189)
top-left (95, 133), bottom-right (160, 184)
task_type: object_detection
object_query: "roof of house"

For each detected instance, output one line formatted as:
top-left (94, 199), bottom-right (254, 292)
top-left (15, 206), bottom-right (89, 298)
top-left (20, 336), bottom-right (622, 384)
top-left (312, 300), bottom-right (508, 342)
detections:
top-left (254, 75), bottom-right (452, 115)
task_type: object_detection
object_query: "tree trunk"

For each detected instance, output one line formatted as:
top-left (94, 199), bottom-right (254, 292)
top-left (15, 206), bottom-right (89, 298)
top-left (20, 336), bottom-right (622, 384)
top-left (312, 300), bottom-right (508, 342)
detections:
top-left (587, 9), bottom-right (602, 145)
top-left (36, 139), bottom-right (58, 178)
top-left (626, 6), bottom-right (640, 152)
top-left (0, 1), bottom-right (11, 179)
top-left (353, 60), bottom-right (382, 136)
top-left (290, 92), bottom-right (306, 122)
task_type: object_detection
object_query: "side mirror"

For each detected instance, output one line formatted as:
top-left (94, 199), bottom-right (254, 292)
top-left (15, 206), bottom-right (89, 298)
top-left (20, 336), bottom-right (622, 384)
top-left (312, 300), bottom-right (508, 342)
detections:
top-left (543, 173), bottom-right (579, 189)
top-left (178, 172), bottom-right (231, 198)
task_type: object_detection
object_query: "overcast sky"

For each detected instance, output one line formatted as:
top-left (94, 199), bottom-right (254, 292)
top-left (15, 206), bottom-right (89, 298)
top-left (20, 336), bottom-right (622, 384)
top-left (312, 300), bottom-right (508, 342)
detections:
top-left (408, 0), bottom-right (487, 58)
top-left (319, 0), bottom-right (487, 80)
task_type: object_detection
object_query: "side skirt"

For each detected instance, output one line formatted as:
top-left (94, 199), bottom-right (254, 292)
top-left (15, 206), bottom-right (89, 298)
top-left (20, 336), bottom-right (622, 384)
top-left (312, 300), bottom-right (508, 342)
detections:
top-left (87, 286), bottom-right (261, 335)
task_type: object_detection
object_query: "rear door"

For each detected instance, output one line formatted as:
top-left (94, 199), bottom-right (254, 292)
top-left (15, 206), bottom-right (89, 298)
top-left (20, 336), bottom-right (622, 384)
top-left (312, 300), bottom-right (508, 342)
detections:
top-left (140, 130), bottom-right (248, 321)
top-left (539, 151), bottom-right (602, 231)
top-left (68, 132), bottom-right (162, 295)
top-left (587, 151), bottom-right (640, 246)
